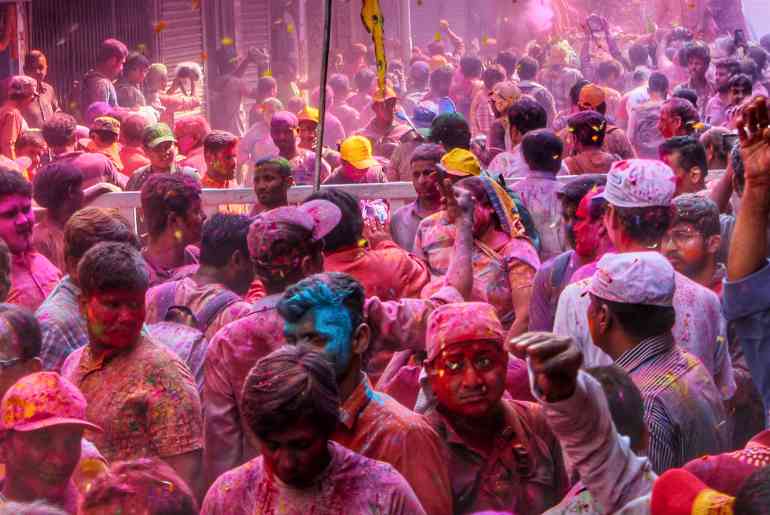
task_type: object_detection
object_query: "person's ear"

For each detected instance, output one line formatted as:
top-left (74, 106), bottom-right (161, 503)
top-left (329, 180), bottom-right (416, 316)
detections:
top-left (351, 322), bottom-right (371, 356)
top-left (597, 302), bottom-right (612, 335)
top-left (688, 166), bottom-right (703, 186)
top-left (300, 253), bottom-right (324, 276)
top-left (706, 234), bottom-right (722, 255)
top-left (78, 293), bottom-right (89, 320)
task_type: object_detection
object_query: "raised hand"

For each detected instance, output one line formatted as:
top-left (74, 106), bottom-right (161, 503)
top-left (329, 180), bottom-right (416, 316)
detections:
top-left (509, 332), bottom-right (583, 402)
top-left (737, 96), bottom-right (770, 199)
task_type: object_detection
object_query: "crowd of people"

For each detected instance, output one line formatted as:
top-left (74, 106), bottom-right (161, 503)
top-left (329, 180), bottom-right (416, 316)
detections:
top-left (2, 9), bottom-right (770, 515)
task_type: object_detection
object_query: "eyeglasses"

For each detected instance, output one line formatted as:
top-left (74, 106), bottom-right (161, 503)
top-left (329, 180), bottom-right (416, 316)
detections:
top-left (663, 229), bottom-right (701, 246)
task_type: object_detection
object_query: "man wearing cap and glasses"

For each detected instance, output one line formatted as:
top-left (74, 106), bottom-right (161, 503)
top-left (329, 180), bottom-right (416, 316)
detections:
top-left (554, 159), bottom-right (735, 399)
top-left (585, 251), bottom-right (728, 472)
top-left (125, 123), bottom-right (200, 192)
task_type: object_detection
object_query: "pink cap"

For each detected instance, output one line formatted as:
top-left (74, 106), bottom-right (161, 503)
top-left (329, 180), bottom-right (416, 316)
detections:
top-left (588, 252), bottom-right (675, 306)
top-left (426, 302), bottom-right (504, 363)
top-left (0, 372), bottom-right (102, 433)
top-left (598, 159), bottom-right (676, 208)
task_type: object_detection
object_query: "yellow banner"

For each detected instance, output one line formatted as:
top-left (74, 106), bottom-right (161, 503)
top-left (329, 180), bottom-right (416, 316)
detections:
top-left (360, 0), bottom-right (387, 94)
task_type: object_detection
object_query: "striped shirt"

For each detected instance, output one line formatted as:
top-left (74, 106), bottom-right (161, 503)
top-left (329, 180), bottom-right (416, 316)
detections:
top-left (616, 333), bottom-right (729, 473)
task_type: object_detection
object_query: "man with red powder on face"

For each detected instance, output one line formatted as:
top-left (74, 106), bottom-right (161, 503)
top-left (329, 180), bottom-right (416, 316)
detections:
top-left (0, 167), bottom-right (60, 311)
top-left (201, 345), bottom-right (426, 515)
top-left (61, 241), bottom-right (203, 498)
top-left (528, 175), bottom-right (608, 332)
top-left (423, 302), bottom-right (568, 514)
top-left (202, 130), bottom-right (238, 189)
top-left (0, 372), bottom-right (104, 512)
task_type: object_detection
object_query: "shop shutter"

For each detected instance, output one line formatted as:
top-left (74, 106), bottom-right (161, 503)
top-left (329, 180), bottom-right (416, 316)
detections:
top-left (238, 0), bottom-right (270, 114)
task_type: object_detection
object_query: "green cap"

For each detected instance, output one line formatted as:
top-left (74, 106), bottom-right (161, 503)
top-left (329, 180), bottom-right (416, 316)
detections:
top-left (142, 123), bottom-right (176, 149)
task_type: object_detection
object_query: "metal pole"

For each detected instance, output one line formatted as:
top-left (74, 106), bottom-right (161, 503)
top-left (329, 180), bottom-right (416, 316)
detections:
top-left (313, 0), bottom-right (333, 192)
top-left (399, 0), bottom-right (412, 65)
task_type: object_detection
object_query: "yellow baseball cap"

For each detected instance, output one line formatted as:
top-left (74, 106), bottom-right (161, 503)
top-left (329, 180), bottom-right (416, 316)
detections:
top-left (438, 148), bottom-right (481, 177)
top-left (298, 106), bottom-right (320, 124)
top-left (340, 136), bottom-right (379, 170)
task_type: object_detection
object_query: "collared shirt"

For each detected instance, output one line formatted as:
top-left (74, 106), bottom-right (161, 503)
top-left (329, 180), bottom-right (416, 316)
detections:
top-left (386, 137), bottom-right (421, 182)
top-left (36, 276), bottom-right (88, 372)
top-left (414, 211), bottom-right (540, 327)
top-left (509, 170), bottom-right (567, 261)
top-left (32, 218), bottom-right (66, 271)
top-left (145, 276), bottom-right (253, 343)
top-left (615, 333), bottom-right (729, 473)
top-left (61, 336), bottom-right (203, 462)
top-left (679, 78), bottom-right (716, 120)
top-left (0, 105), bottom-right (25, 159)
top-left (554, 271), bottom-right (736, 398)
top-left (332, 375), bottom-right (452, 515)
top-left (538, 67), bottom-right (584, 112)
top-left (203, 287), bottom-right (462, 488)
top-left (705, 94), bottom-right (729, 126)
top-left (528, 250), bottom-right (579, 332)
top-left (391, 201), bottom-right (439, 253)
top-left (7, 251), bottom-right (61, 312)
top-left (470, 87), bottom-right (494, 137)
top-left (125, 163), bottom-right (200, 192)
top-left (200, 442), bottom-right (427, 515)
top-left (356, 121), bottom-right (412, 160)
top-left (119, 145), bottom-right (150, 177)
top-left (324, 241), bottom-right (430, 301)
top-left (20, 81), bottom-right (58, 129)
top-left (426, 399), bottom-right (567, 515)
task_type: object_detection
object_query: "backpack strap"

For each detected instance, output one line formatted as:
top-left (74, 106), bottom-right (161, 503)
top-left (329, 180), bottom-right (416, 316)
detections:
top-left (195, 289), bottom-right (241, 333)
top-left (155, 281), bottom-right (181, 322)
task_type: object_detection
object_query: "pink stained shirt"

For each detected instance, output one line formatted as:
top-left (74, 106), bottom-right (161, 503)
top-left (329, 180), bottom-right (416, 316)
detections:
top-left (202, 286), bottom-right (463, 489)
top-left (323, 240), bottom-right (430, 301)
top-left (200, 442), bottom-right (427, 515)
top-left (7, 251), bottom-right (62, 312)
top-left (331, 375), bottom-right (453, 515)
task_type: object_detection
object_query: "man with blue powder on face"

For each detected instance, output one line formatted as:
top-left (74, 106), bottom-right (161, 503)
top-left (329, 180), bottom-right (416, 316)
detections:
top-left (277, 271), bottom-right (453, 515)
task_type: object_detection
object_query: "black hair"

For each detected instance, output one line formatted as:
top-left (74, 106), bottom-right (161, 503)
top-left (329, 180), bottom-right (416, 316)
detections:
top-left (508, 98), bottom-right (547, 136)
top-left (495, 51), bottom-right (518, 77)
top-left (598, 296), bottom-right (677, 340)
top-left (521, 129), bottom-right (563, 173)
top-left (482, 65), bottom-right (506, 91)
top-left (32, 162), bottom-right (83, 208)
top-left (78, 242), bottom-right (150, 296)
top-left (734, 466), bottom-right (770, 515)
top-left (304, 189), bottom-right (362, 251)
top-left (410, 143), bottom-right (445, 164)
top-left (569, 79), bottom-right (591, 107)
top-left (586, 366), bottom-right (646, 451)
top-left (715, 57), bottom-right (742, 75)
top-left (255, 157), bottom-right (292, 178)
top-left (672, 86), bottom-right (698, 109)
top-left (559, 174), bottom-right (607, 206)
top-left (354, 67), bottom-right (376, 92)
top-left (671, 194), bottom-right (720, 238)
top-left (740, 59), bottom-right (761, 83)
top-left (460, 56), bottom-right (483, 78)
top-left (649, 72), bottom-right (670, 95)
top-left (567, 110), bottom-right (608, 148)
top-left (659, 136), bottom-right (708, 176)
top-left (429, 65), bottom-right (454, 97)
top-left (517, 56), bottom-right (539, 81)
top-left (140, 174), bottom-right (202, 238)
top-left (328, 73), bottom-right (351, 95)
top-left (663, 97), bottom-right (700, 133)
top-left (429, 112), bottom-right (471, 150)
top-left (256, 76), bottom-right (277, 98)
top-left (613, 205), bottom-right (674, 246)
top-left (64, 207), bottom-right (138, 262)
top-left (0, 168), bottom-right (30, 198)
top-left (199, 213), bottom-right (252, 268)
top-left (41, 113), bottom-right (77, 147)
top-left (0, 303), bottom-right (41, 360)
top-left (682, 42), bottom-right (711, 67)
top-left (729, 73), bottom-right (753, 93)
top-left (242, 345), bottom-right (340, 438)
top-left (278, 272), bottom-right (366, 334)
top-left (203, 130), bottom-right (238, 154)
top-left (124, 52), bottom-right (150, 72)
top-left (628, 43), bottom-right (650, 68)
